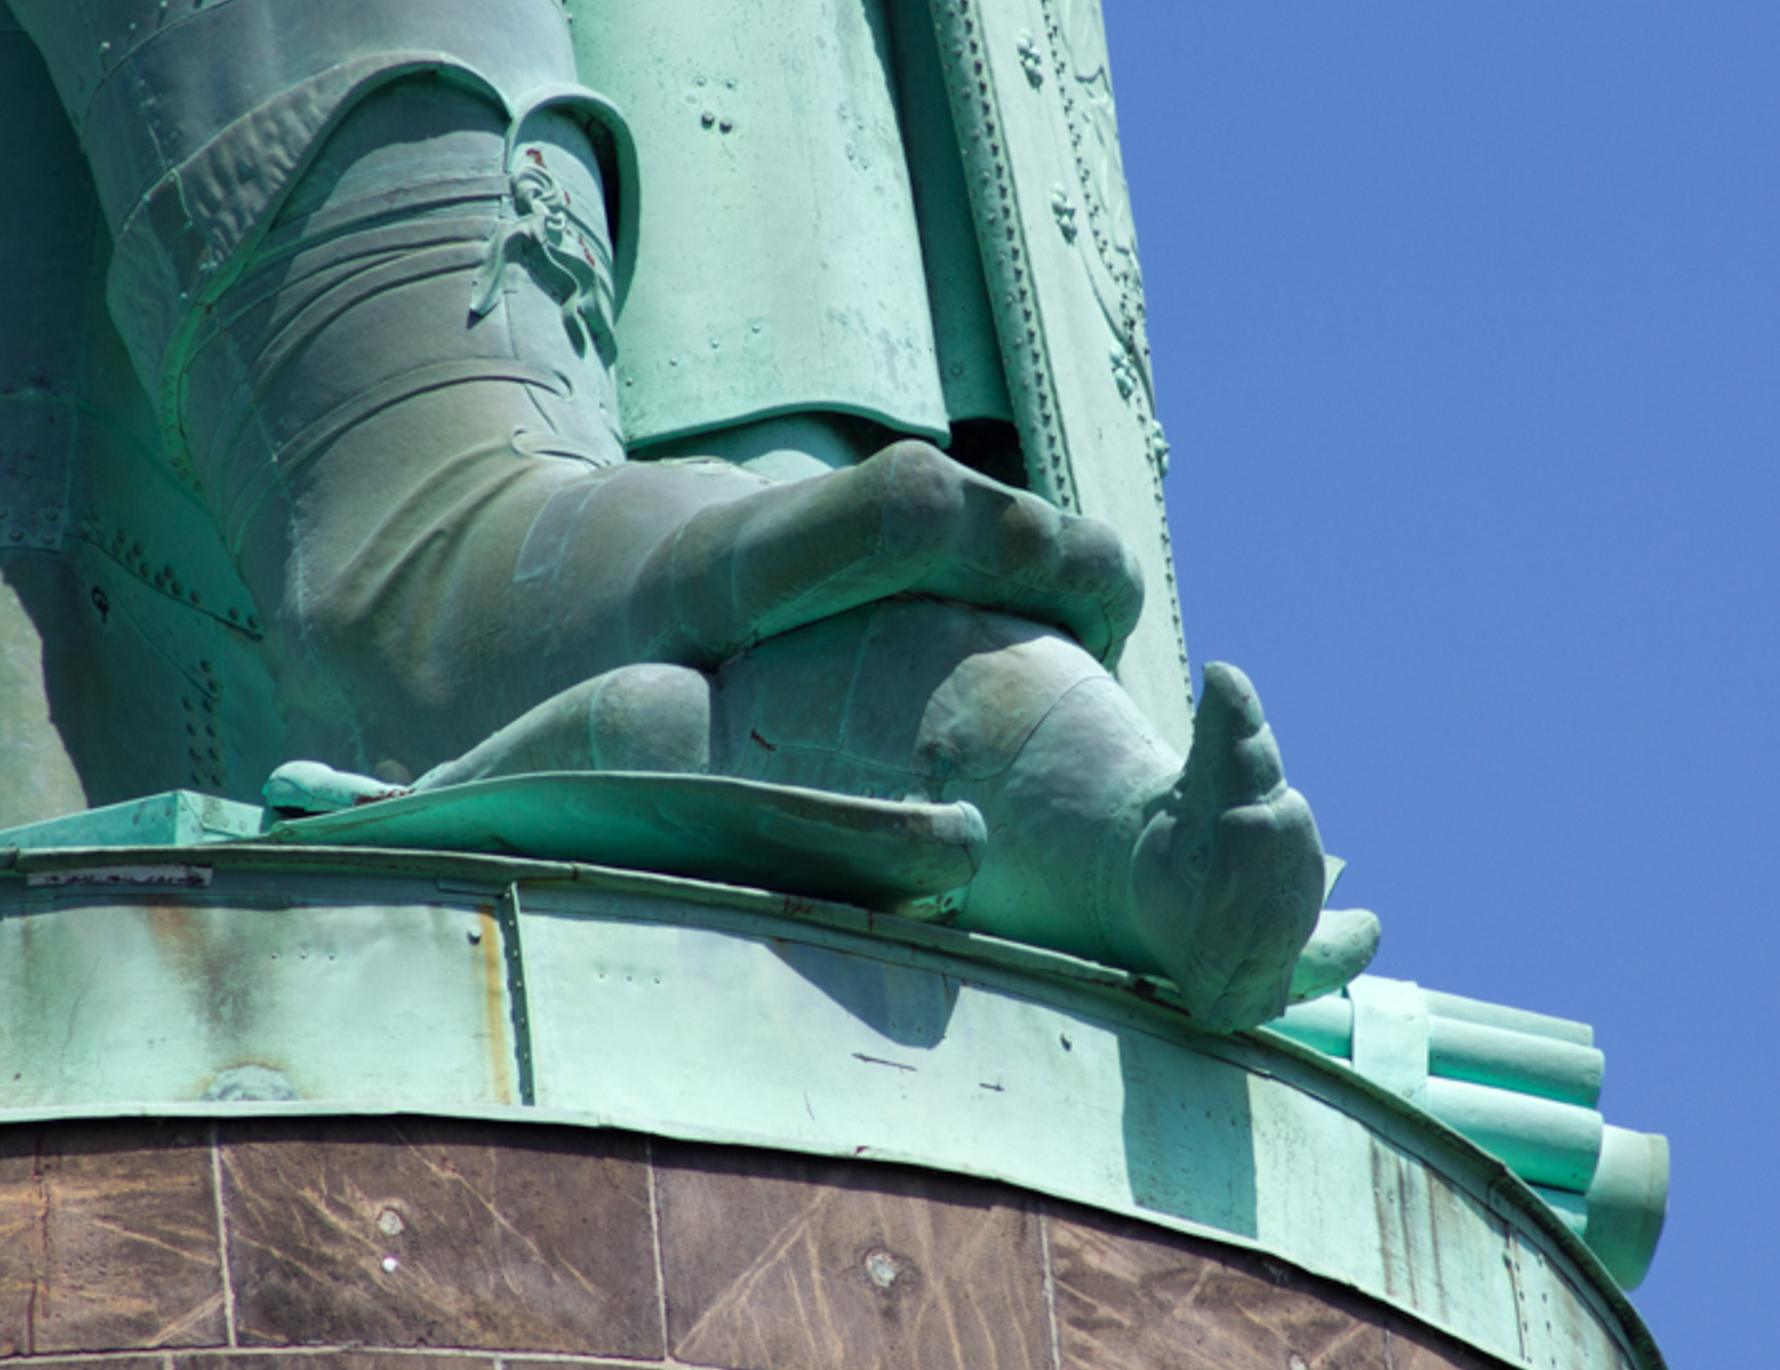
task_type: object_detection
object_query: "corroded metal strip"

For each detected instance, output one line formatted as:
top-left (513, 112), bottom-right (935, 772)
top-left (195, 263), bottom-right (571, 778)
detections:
top-left (927, 0), bottom-right (1192, 748)
top-left (929, 0), bottom-right (1077, 513)
top-left (499, 880), bottom-right (536, 1106)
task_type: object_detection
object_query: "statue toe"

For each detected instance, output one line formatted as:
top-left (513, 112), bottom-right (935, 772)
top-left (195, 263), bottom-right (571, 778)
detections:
top-left (1287, 907), bottom-right (1382, 1005)
top-left (1128, 663), bottom-right (1325, 1032)
top-left (1174, 787), bottom-right (1325, 1032)
top-left (1187, 662), bottom-right (1286, 808)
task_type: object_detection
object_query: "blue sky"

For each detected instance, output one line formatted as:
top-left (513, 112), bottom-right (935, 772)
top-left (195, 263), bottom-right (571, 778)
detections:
top-left (1104, 4), bottom-right (1780, 1364)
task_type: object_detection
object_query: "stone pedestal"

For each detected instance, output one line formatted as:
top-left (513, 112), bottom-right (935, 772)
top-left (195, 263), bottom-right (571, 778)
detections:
top-left (2, 1116), bottom-right (1501, 1370)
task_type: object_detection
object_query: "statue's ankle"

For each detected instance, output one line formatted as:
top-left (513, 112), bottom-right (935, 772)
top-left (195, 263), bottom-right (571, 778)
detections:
top-left (631, 412), bottom-right (900, 482)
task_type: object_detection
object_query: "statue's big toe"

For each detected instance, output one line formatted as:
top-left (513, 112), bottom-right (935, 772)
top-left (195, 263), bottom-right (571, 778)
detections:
top-left (1128, 662), bottom-right (1326, 1033)
top-left (1173, 789), bottom-right (1325, 1032)
top-left (1189, 662), bottom-right (1286, 808)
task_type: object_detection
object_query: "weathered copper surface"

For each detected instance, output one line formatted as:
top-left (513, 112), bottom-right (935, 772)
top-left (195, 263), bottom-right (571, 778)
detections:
top-left (0, 1116), bottom-right (1509, 1370)
top-left (0, 0), bottom-right (1348, 1040)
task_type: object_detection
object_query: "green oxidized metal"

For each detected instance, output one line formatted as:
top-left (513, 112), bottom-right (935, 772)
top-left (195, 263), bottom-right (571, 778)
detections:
top-left (0, 1), bottom-right (1669, 1364)
top-left (0, 0), bottom-right (1329, 1028)
top-left (0, 808), bottom-right (1666, 1369)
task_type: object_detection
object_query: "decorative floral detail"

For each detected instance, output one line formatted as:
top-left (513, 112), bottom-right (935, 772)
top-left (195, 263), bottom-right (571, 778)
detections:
top-left (1051, 187), bottom-right (1079, 242)
top-left (1017, 30), bottom-right (1045, 88)
top-left (1048, 0), bottom-right (1173, 481)
top-left (1046, 0), bottom-right (1180, 641)
top-left (1146, 418), bottom-right (1171, 476)
top-left (1109, 345), bottom-right (1137, 399)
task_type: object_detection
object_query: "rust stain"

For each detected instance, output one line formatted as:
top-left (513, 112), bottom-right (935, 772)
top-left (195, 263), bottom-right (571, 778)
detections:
top-left (476, 906), bottom-right (514, 1106)
top-left (352, 787), bottom-right (409, 806)
top-left (144, 899), bottom-right (201, 956)
top-left (143, 899), bottom-right (259, 1035)
top-left (1370, 1136), bottom-right (1407, 1302)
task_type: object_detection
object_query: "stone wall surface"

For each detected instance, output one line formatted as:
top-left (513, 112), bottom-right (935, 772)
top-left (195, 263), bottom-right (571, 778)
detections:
top-left (0, 1116), bottom-right (1507, 1370)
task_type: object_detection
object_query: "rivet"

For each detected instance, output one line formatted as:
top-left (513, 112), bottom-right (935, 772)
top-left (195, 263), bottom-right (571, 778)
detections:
top-left (863, 1248), bottom-right (902, 1289)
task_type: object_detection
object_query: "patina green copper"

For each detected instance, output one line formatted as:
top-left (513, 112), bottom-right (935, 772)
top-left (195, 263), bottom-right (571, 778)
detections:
top-left (0, 816), bottom-right (1672, 1313)
top-left (0, 0), bottom-right (1377, 1032)
top-left (0, 3), bottom-right (1673, 1342)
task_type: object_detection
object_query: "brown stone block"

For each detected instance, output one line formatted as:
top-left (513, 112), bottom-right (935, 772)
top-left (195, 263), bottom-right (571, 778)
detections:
top-left (655, 1143), bottom-right (1049, 1370)
top-left (1049, 1210), bottom-right (1391, 1370)
top-left (0, 1122), bottom-right (225, 1355)
top-left (218, 1118), bottom-right (660, 1357)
